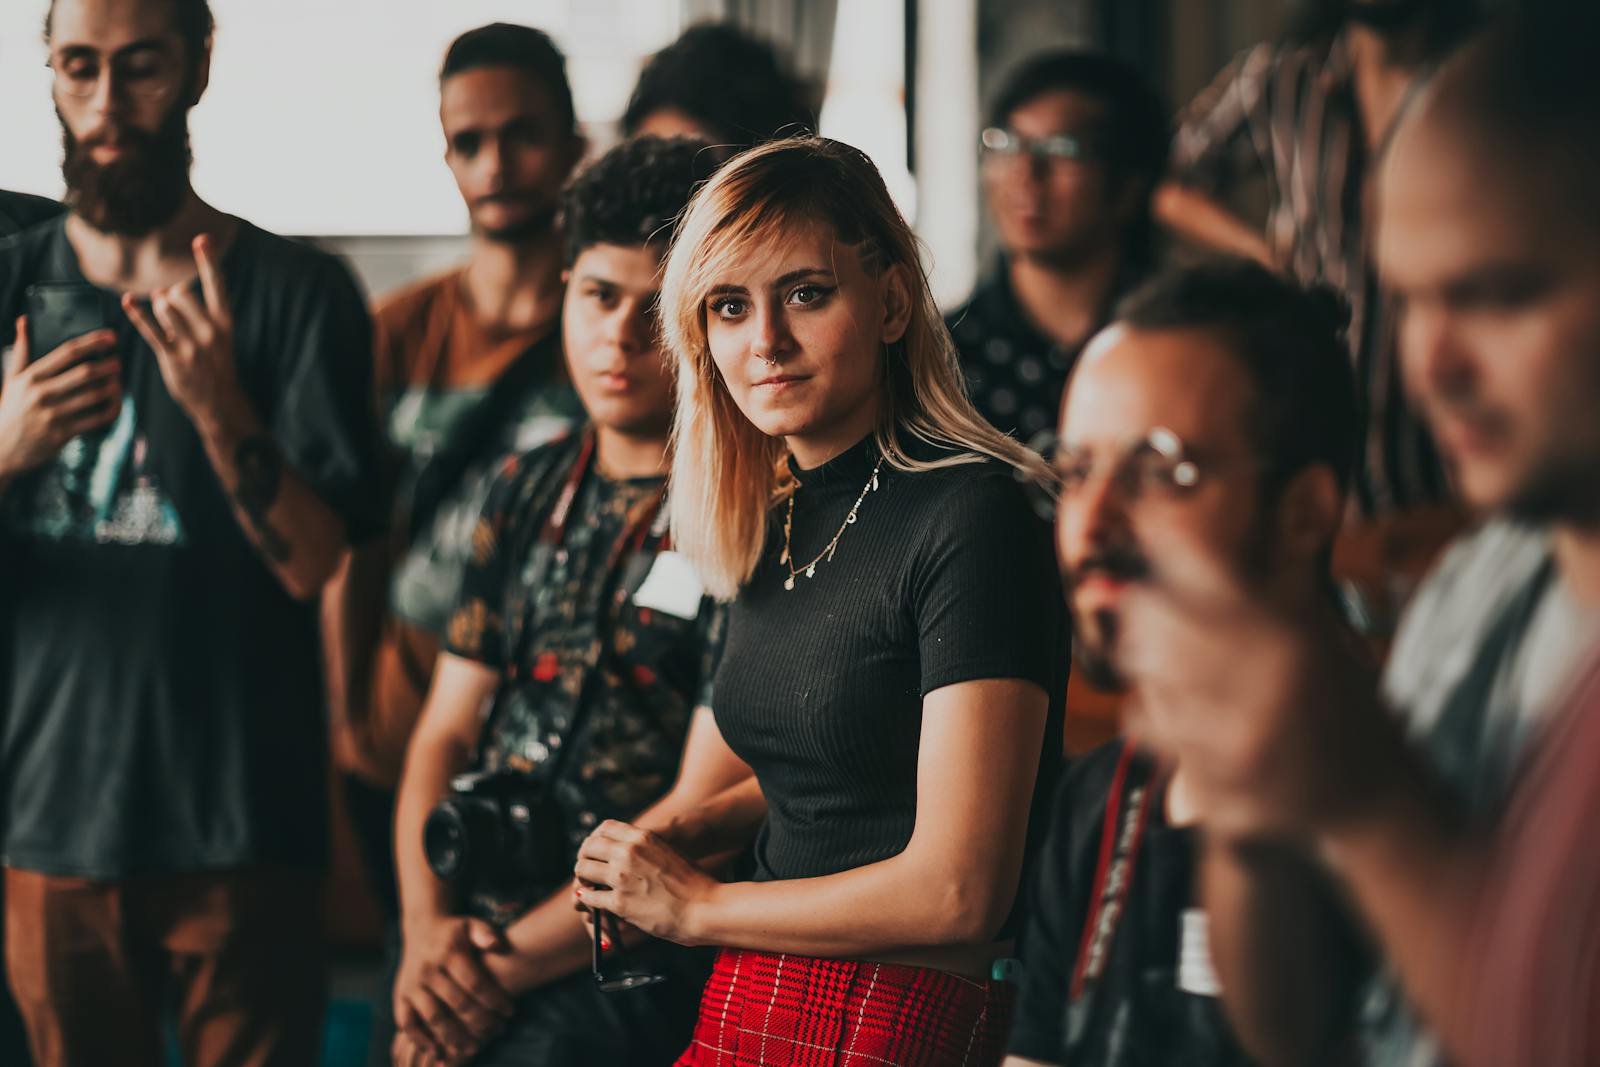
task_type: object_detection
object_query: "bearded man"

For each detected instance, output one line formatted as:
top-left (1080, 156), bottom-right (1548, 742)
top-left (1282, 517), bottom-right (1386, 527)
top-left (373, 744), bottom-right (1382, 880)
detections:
top-left (0, 1), bottom-right (385, 1064)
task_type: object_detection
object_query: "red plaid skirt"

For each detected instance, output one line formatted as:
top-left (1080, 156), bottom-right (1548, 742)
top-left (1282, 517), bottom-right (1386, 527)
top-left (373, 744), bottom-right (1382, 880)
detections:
top-left (674, 948), bottom-right (1015, 1066)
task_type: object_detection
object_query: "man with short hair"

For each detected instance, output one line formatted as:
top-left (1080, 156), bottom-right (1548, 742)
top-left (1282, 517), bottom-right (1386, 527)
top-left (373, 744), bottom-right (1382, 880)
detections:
top-left (946, 51), bottom-right (1167, 446)
top-left (388, 136), bottom-right (730, 1067)
top-left (324, 22), bottom-right (586, 927)
top-left (1004, 260), bottom-right (1364, 1067)
top-left (0, 0), bottom-right (385, 1065)
top-left (1111, 14), bottom-right (1600, 1067)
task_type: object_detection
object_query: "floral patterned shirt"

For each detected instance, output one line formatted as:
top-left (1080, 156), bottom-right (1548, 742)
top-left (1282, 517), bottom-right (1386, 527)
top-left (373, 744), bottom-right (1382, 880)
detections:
top-left (444, 429), bottom-right (724, 916)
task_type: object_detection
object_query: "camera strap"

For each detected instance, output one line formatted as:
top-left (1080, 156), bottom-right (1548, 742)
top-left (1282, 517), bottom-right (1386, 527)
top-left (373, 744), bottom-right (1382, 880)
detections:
top-left (504, 427), bottom-right (672, 798)
top-left (1069, 741), bottom-right (1160, 1005)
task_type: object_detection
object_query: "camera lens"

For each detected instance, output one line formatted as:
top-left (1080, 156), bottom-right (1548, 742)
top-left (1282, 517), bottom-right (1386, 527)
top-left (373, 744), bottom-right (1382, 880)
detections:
top-left (424, 802), bottom-right (474, 884)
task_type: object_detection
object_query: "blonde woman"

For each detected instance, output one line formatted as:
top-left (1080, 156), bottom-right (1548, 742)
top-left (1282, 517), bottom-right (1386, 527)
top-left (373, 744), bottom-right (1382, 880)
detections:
top-left (574, 137), bottom-right (1067, 1066)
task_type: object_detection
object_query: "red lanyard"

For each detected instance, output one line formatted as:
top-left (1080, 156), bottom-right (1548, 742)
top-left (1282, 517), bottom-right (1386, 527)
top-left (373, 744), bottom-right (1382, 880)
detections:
top-left (1069, 742), bottom-right (1159, 1002)
top-left (538, 428), bottom-right (670, 571)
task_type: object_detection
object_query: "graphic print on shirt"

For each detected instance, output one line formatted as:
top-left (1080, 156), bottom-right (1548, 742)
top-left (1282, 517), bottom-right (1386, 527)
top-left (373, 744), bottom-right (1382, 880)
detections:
top-left (3, 396), bottom-right (185, 545)
top-left (387, 382), bottom-right (580, 632)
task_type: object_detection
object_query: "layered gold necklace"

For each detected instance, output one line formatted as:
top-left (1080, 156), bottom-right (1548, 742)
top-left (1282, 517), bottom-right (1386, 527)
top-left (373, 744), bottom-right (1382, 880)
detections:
top-left (779, 455), bottom-right (885, 591)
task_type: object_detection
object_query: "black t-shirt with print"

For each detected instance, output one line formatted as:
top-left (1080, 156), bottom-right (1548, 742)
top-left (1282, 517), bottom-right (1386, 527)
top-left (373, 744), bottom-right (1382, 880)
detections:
top-left (0, 217), bottom-right (385, 877)
top-left (443, 430), bottom-right (724, 919)
top-left (1010, 742), bottom-right (1257, 1067)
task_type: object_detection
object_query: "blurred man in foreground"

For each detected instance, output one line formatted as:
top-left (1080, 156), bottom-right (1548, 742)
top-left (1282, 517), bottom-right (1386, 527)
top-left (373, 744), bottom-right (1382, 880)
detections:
top-left (1005, 261), bottom-right (1363, 1067)
top-left (1112, 16), bottom-right (1600, 1067)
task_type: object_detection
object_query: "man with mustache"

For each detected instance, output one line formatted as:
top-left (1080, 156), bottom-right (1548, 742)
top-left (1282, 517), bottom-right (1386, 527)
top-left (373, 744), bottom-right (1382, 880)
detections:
top-left (1003, 260), bottom-right (1363, 1067)
top-left (319, 22), bottom-right (586, 1063)
top-left (1110, 13), bottom-right (1600, 1067)
top-left (0, 0), bottom-right (384, 1064)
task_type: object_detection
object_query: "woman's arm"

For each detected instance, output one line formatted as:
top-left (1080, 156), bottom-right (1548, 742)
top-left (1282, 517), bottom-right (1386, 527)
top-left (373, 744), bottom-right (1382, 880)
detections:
top-left (634, 705), bottom-right (763, 856)
top-left (575, 677), bottom-right (1048, 957)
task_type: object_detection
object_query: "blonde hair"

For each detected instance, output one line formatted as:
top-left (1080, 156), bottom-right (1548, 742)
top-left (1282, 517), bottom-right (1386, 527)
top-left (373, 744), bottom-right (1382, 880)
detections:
top-left (662, 137), bottom-right (1055, 599)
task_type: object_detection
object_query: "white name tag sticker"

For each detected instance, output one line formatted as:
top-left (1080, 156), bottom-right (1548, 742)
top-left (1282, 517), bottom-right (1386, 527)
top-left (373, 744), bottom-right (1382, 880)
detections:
top-left (1178, 908), bottom-right (1222, 997)
top-left (632, 551), bottom-right (705, 620)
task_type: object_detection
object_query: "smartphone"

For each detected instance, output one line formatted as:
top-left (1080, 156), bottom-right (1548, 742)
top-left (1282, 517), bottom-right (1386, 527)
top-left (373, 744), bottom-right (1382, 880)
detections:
top-left (24, 282), bottom-right (114, 361)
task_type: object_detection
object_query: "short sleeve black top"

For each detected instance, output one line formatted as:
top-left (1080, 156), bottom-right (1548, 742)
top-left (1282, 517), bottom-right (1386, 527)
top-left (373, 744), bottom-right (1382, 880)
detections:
top-left (712, 432), bottom-right (1068, 934)
top-left (443, 430), bottom-right (724, 916)
top-left (0, 217), bottom-right (385, 878)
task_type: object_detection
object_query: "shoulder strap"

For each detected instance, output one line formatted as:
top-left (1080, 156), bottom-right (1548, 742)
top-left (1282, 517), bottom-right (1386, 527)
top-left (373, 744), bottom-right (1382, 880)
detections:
top-left (407, 327), bottom-right (563, 544)
top-left (1069, 741), bottom-right (1158, 1003)
top-left (483, 437), bottom-right (669, 800)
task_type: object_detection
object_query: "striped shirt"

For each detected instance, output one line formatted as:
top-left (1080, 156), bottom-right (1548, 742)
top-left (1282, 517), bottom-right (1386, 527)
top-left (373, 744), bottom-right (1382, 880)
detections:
top-left (1171, 31), bottom-right (1447, 517)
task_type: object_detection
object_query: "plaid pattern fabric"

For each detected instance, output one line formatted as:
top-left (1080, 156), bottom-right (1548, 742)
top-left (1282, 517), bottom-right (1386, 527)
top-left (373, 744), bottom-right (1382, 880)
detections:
top-left (1171, 31), bottom-right (1447, 517)
top-left (674, 949), bottom-right (1014, 1067)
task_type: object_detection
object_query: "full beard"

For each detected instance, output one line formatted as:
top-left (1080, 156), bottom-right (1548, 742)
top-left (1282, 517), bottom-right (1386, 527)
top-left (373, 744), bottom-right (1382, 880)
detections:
top-left (61, 103), bottom-right (192, 237)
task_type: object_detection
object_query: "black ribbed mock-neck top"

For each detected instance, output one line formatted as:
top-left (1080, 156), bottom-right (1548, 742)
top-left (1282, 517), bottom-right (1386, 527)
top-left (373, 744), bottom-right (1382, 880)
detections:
top-left (712, 431), bottom-right (1067, 934)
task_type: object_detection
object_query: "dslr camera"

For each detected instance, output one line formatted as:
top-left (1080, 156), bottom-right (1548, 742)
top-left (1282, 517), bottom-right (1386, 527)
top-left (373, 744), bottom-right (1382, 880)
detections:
top-left (423, 769), bottom-right (570, 900)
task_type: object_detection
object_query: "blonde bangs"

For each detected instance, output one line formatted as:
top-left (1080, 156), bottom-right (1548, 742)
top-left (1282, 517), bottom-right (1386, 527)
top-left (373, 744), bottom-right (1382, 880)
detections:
top-left (662, 137), bottom-right (1057, 601)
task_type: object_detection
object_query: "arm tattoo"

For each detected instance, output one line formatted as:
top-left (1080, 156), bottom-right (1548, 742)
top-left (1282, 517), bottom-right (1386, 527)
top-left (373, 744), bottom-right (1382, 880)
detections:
top-left (234, 434), bottom-right (292, 562)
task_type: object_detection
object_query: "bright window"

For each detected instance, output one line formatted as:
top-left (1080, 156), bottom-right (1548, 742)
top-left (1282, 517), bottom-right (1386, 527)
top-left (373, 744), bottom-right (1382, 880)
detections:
top-left (0, 0), bottom-right (683, 235)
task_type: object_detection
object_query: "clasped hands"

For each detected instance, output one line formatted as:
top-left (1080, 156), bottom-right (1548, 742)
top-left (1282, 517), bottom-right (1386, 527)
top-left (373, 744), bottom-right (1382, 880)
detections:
top-left (390, 916), bottom-right (513, 1067)
top-left (391, 822), bottom-right (716, 1067)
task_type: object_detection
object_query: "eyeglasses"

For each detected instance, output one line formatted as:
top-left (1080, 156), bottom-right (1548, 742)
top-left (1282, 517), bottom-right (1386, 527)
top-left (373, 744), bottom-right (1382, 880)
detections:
top-left (51, 51), bottom-right (179, 101)
top-left (1048, 427), bottom-right (1226, 501)
top-left (980, 126), bottom-right (1096, 164)
top-left (591, 907), bottom-right (667, 993)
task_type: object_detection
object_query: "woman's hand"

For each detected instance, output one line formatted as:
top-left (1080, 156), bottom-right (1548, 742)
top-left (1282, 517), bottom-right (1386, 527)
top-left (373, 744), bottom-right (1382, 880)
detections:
top-left (573, 820), bottom-right (721, 946)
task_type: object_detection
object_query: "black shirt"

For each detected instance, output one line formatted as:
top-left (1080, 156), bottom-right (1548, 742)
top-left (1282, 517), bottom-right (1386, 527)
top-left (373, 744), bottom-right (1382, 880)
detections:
top-left (1010, 742), bottom-right (1256, 1067)
top-left (0, 191), bottom-right (61, 238)
top-left (945, 259), bottom-right (1135, 444)
top-left (444, 430), bottom-right (724, 917)
top-left (713, 433), bottom-right (1067, 933)
top-left (0, 217), bottom-right (385, 877)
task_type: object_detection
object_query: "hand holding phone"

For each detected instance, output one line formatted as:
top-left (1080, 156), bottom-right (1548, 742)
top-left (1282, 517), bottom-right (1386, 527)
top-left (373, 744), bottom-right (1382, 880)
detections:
top-left (0, 312), bottom-right (122, 482)
top-left (25, 282), bottom-right (114, 362)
